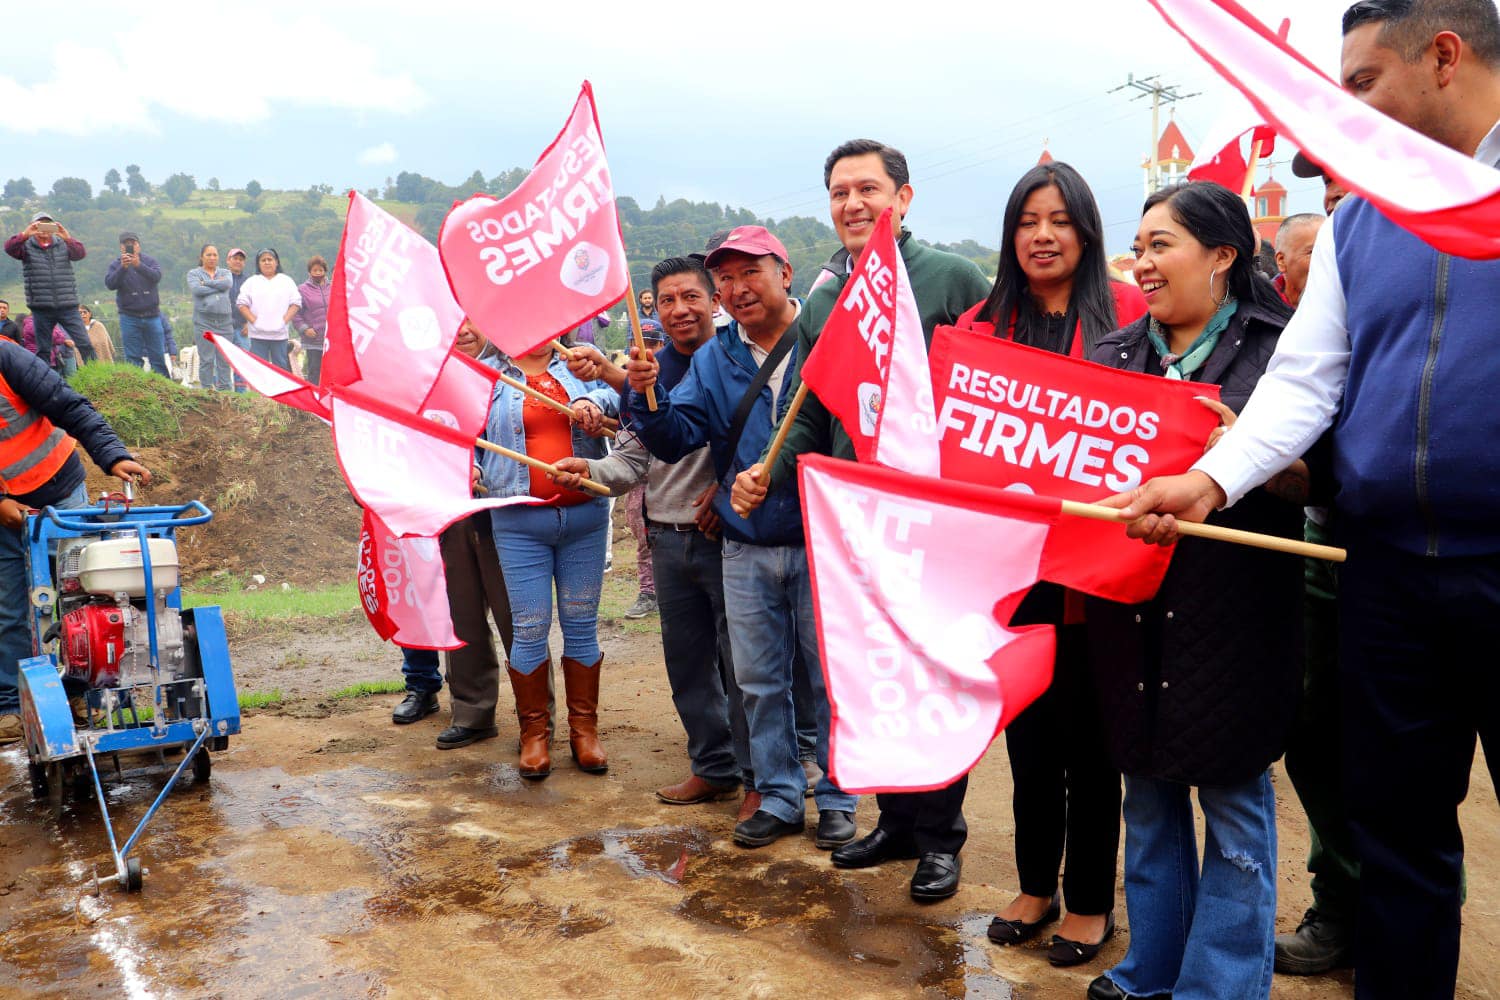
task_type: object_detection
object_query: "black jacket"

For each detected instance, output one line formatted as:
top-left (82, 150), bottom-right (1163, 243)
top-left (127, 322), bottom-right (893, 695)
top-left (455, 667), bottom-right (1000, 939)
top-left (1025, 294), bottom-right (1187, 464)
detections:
top-left (1084, 301), bottom-right (1304, 786)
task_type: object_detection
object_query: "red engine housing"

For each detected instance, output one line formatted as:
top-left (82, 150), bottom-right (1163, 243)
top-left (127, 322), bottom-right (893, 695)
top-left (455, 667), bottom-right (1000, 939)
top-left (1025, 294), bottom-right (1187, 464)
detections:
top-left (61, 604), bottom-right (128, 688)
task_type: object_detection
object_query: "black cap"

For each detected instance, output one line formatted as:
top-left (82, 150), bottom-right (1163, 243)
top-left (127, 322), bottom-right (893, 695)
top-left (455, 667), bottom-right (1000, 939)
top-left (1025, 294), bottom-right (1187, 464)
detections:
top-left (1291, 151), bottom-right (1325, 179)
top-left (119, 230), bottom-right (141, 244)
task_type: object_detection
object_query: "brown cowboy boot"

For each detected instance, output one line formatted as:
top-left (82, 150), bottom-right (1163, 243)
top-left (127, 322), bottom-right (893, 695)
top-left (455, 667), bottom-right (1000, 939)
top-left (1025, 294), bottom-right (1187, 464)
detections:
top-left (561, 655), bottom-right (607, 773)
top-left (507, 661), bottom-right (553, 779)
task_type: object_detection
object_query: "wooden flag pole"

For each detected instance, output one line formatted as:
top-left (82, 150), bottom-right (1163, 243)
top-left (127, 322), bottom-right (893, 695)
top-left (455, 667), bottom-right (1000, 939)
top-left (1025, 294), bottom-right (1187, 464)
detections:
top-left (549, 339), bottom-right (574, 360)
top-left (474, 438), bottom-right (610, 497)
top-left (1241, 138), bottom-right (1265, 200)
top-left (494, 371), bottom-right (616, 440)
top-left (1059, 499), bottom-right (1346, 562)
top-left (623, 276), bottom-right (658, 411)
top-left (756, 383), bottom-right (808, 488)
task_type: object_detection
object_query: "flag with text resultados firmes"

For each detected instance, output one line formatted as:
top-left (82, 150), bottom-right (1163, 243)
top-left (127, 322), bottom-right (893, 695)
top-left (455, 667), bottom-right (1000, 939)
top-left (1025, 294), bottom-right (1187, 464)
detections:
top-left (438, 81), bottom-right (628, 358)
top-left (357, 508), bottom-right (461, 650)
top-left (800, 454), bottom-right (1059, 793)
top-left (797, 207), bottom-right (940, 476)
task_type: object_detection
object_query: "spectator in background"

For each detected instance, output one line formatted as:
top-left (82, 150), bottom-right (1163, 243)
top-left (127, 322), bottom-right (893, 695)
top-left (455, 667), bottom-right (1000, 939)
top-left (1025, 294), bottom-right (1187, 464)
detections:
top-left (622, 318), bottom-right (666, 620)
top-left (571, 310), bottom-right (610, 347)
top-left (226, 249), bottom-right (251, 390)
top-left (636, 288), bottom-right (657, 323)
top-left (104, 231), bottom-right (168, 375)
top-left (293, 255), bottom-right (332, 385)
top-left (1273, 214), bottom-right (1324, 310)
top-left (0, 301), bottom-right (18, 344)
top-left (5, 213), bottom-right (94, 365)
top-left (236, 248), bottom-right (301, 370)
top-left (79, 305), bottom-right (114, 364)
top-left (187, 245), bottom-right (236, 390)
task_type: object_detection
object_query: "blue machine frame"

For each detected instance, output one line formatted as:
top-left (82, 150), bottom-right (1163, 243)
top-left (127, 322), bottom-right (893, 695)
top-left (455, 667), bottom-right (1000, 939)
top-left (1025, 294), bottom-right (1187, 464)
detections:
top-left (19, 500), bottom-right (240, 892)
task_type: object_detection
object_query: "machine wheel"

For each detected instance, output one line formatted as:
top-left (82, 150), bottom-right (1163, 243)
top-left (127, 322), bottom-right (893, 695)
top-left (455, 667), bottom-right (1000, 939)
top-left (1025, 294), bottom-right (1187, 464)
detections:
top-left (28, 763), bottom-right (48, 800)
top-left (125, 857), bottom-right (142, 893)
top-left (191, 748), bottom-right (211, 783)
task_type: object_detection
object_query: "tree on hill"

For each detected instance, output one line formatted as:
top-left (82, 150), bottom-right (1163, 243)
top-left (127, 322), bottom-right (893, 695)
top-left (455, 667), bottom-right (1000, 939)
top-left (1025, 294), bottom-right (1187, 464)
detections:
top-left (125, 164), bottom-right (150, 197)
top-left (50, 177), bottom-right (93, 212)
top-left (162, 173), bottom-right (197, 206)
top-left (208, 177), bottom-right (220, 191)
top-left (245, 179), bottom-right (263, 199)
top-left (104, 168), bottom-right (122, 194)
top-left (236, 193), bottom-right (262, 214)
top-left (4, 177), bottom-right (36, 205)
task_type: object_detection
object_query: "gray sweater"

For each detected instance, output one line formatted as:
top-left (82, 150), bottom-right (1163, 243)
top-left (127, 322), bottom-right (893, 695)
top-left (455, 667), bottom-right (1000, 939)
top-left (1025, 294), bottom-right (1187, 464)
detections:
top-left (585, 426), bottom-right (716, 525)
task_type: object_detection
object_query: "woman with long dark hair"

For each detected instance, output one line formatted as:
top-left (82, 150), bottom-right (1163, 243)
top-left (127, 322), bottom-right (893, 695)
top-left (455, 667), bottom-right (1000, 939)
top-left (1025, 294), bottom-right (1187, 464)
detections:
top-left (964, 161), bottom-right (1145, 968)
top-left (1084, 181), bottom-right (1302, 1000)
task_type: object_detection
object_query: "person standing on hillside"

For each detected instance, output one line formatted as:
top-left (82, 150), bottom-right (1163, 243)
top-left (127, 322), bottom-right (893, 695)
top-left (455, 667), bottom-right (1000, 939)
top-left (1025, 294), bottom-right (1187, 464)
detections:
top-left (293, 256), bottom-right (332, 385)
top-left (0, 339), bottom-right (150, 744)
top-left (0, 301), bottom-right (19, 345)
top-left (235, 249), bottom-right (301, 371)
top-left (104, 231), bottom-right (168, 376)
top-left (5, 213), bottom-right (94, 365)
top-left (79, 306), bottom-right (114, 364)
top-left (187, 245), bottom-right (236, 390)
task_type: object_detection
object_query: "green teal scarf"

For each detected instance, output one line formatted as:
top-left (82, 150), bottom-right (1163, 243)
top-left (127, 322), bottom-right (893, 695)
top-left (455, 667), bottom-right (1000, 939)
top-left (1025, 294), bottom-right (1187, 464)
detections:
top-left (1147, 296), bottom-right (1238, 380)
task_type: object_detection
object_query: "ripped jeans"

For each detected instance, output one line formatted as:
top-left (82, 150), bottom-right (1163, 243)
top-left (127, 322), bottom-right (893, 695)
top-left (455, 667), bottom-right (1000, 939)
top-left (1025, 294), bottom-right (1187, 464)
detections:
top-left (491, 498), bottom-right (608, 675)
top-left (1106, 771), bottom-right (1277, 1000)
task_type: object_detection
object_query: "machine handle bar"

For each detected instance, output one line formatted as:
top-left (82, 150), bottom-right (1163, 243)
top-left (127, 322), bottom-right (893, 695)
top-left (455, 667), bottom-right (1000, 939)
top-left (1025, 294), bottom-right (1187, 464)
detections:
top-left (40, 500), bottom-right (213, 533)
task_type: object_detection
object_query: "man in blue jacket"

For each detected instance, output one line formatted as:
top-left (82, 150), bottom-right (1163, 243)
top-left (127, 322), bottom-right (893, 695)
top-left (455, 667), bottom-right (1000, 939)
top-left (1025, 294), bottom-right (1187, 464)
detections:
top-left (626, 226), bottom-right (857, 852)
top-left (104, 231), bottom-right (169, 376)
top-left (1116, 2), bottom-right (1500, 997)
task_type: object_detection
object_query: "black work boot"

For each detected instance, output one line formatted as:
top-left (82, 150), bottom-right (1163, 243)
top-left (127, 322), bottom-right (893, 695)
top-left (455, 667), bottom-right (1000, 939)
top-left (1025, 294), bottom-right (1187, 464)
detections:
top-left (1274, 907), bottom-right (1353, 975)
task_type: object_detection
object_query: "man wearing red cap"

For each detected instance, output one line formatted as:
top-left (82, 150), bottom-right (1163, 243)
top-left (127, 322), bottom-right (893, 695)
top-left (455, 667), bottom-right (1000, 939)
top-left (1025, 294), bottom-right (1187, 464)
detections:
top-left (733, 138), bottom-right (990, 903)
top-left (626, 225), bottom-right (859, 853)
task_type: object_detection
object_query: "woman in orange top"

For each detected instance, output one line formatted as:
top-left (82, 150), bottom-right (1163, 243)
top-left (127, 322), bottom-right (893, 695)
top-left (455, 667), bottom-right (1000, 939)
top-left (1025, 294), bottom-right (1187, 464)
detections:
top-left (478, 340), bottom-right (617, 780)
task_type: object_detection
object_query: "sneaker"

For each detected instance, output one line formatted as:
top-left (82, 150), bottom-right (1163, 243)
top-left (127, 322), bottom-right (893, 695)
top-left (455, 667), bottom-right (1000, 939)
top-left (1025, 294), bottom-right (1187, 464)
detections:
top-left (624, 592), bottom-right (658, 619)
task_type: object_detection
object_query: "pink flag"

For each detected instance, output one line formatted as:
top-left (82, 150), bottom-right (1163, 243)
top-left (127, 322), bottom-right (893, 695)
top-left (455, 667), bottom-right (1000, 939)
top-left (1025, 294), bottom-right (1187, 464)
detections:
top-left (1151, 0), bottom-right (1500, 258)
top-left (205, 331), bottom-right (329, 420)
top-left (357, 508), bottom-right (461, 649)
top-left (329, 385), bottom-right (532, 539)
top-left (422, 349), bottom-right (500, 439)
top-left (438, 81), bottom-right (629, 358)
top-left (800, 454), bottom-right (1059, 793)
top-left (322, 192), bottom-right (467, 413)
top-left (797, 207), bottom-right (940, 475)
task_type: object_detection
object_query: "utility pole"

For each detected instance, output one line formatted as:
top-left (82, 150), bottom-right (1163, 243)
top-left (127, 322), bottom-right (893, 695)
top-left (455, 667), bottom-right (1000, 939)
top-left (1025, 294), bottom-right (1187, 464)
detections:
top-left (1111, 74), bottom-right (1199, 195)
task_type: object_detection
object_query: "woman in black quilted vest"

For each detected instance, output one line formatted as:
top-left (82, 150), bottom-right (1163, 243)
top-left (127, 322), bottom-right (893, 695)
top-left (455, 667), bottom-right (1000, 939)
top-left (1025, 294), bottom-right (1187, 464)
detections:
top-left (1082, 181), bottom-right (1305, 1000)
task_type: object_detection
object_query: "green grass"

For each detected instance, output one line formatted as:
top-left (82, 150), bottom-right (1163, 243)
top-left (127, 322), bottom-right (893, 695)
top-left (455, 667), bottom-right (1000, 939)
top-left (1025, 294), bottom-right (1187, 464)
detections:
top-left (184, 581), bottom-right (360, 621)
top-left (238, 689), bottom-right (284, 710)
top-left (329, 679), bottom-right (405, 700)
top-left (71, 362), bottom-right (206, 448)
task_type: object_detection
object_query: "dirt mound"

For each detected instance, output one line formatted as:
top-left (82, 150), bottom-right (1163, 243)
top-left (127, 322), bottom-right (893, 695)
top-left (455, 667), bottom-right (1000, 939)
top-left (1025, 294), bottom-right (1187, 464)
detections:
top-left (83, 394), bottom-right (360, 587)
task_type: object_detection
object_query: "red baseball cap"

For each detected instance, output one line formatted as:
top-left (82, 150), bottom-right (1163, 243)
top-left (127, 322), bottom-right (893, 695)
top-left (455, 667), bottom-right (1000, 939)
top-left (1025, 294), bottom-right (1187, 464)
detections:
top-left (704, 225), bottom-right (789, 269)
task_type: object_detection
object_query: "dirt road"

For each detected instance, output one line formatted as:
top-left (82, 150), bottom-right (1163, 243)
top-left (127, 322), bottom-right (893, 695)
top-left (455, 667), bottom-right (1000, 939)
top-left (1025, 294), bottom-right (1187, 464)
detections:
top-left (2, 601), bottom-right (1498, 999)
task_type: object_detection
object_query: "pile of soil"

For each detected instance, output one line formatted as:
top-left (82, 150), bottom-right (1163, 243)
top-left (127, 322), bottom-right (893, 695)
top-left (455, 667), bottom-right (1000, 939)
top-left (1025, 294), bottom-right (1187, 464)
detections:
top-left (82, 394), bottom-right (360, 588)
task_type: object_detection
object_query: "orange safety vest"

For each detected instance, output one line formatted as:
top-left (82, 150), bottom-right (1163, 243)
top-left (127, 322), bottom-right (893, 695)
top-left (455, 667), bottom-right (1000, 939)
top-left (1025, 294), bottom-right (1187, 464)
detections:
top-left (0, 371), bottom-right (75, 497)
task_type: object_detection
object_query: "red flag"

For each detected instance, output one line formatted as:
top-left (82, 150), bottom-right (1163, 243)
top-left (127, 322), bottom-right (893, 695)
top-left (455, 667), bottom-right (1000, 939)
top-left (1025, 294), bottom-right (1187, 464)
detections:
top-left (801, 454), bottom-right (1058, 793)
top-left (421, 349), bottom-right (500, 439)
top-left (797, 207), bottom-right (939, 475)
top-left (357, 508), bottom-right (461, 650)
top-left (205, 331), bottom-right (329, 420)
top-left (322, 192), bottom-right (467, 413)
top-left (439, 81), bottom-right (628, 357)
top-left (929, 328), bottom-right (1220, 603)
top-left (1152, 0), bottom-right (1500, 258)
top-left (1187, 128), bottom-right (1252, 191)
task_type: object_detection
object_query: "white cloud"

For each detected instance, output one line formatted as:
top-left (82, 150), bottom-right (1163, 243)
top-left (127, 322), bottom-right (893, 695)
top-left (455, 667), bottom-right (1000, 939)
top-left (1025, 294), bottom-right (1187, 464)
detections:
top-left (0, 11), bottom-right (427, 135)
top-left (358, 142), bottom-right (398, 166)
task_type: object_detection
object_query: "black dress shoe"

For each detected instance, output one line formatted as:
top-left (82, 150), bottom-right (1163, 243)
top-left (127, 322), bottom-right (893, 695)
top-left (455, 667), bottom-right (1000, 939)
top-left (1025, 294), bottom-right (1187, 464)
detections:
top-left (814, 810), bottom-right (856, 849)
top-left (909, 852), bottom-right (961, 902)
top-left (987, 893), bottom-right (1060, 945)
top-left (392, 690), bottom-right (439, 724)
top-left (830, 828), bottom-right (919, 869)
top-left (1086, 974), bottom-right (1172, 1000)
top-left (732, 809), bottom-right (805, 848)
top-left (435, 723), bottom-right (499, 750)
top-left (1048, 911), bottom-right (1116, 966)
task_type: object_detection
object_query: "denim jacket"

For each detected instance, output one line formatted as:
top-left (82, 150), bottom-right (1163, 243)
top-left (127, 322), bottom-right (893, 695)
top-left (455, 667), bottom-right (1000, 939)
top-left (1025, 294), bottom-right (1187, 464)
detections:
top-left (477, 351), bottom-right (619, 498)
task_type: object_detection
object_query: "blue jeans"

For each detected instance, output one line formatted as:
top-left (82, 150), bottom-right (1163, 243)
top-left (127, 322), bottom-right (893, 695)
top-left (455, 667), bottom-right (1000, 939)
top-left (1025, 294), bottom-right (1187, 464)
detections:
top-left (1106, 772), bottom-right (1277, 1000)
top-left (651, 527), bottom-right (751, 787)
top-left (491, 498), bottom-right (608, 675)
top-left (118, 313), bottom-right (170, 376)
top-left (720, 539), bottom-right (856, 822)
top-left (1, 482), bottom-right (88, 714)
top-left (248, 337), bottom-right (290, 371)
top-left (30, 305), bottom-right (93, 364)
top-left (400, 647), bottom-right (442, 694)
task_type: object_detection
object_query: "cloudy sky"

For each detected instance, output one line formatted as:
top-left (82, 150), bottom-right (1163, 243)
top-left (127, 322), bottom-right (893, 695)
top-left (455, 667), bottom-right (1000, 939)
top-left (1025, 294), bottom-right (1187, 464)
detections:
top-left (1, 0), bottom-right (1355, 253)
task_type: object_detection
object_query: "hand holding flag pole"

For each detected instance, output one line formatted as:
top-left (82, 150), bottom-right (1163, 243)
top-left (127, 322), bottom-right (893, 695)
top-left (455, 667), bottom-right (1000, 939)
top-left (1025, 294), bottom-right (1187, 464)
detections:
top-left (623, 276), bottom-right (658, 411)
top-left (494, 370), bottom-right (616, 440)
top-left (473, 438), bottom-right (610, 497)
top-left (1063, 498), bottom-right (1343, 561)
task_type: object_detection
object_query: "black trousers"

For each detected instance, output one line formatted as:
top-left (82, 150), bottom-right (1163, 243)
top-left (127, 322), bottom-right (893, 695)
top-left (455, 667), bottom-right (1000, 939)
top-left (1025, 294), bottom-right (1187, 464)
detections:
top-left (1003, 623), bottom-right (1121, 915)
top-left (1339, 536), bottom-right (1500, 1000)
top-left (875, 777), bottom-right (970, 855)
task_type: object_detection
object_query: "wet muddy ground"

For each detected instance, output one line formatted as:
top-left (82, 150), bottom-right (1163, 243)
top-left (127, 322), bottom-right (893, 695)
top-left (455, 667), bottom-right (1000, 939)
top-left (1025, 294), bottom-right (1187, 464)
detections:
top-left (3, 619), bottom-right (1499, 999)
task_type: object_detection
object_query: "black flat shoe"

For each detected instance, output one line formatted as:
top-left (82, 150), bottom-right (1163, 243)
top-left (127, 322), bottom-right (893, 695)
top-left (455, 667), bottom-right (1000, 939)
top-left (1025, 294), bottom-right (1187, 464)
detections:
top-left (1086, 974), bottom-right (1172, 1000)
top-left (909, 852), bottom-right (961, 902)
top-left (732, 810), bottom-right (805, 848)
top-left (392, 690), bottom-right (440, 724)
top-left (987, 892), bottom-right (1061, 945)
top-left (435, 724), bottom-right (499, 750)
top-left (814, 810), bottom-right (857, 849)
top-left (1048, 911), bottom-right (1116, 966)
top-left (830, 828), bottom-right (919, 869)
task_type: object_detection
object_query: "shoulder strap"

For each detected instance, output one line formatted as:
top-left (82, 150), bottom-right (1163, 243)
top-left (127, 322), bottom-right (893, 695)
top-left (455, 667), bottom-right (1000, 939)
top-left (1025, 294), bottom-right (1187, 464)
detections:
top-left (724, 329), bottom-right (796, 471)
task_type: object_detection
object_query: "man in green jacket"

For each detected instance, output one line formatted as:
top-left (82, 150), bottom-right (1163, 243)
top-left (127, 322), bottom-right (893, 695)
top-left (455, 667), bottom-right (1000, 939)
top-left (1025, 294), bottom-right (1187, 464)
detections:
top-left (732, 138), bottom-right (990, 902)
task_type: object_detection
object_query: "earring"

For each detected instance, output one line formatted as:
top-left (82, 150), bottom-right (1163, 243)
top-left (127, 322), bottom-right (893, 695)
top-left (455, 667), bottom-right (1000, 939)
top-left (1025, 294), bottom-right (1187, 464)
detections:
top-left (1207, 268), bottom-right (1227, 308)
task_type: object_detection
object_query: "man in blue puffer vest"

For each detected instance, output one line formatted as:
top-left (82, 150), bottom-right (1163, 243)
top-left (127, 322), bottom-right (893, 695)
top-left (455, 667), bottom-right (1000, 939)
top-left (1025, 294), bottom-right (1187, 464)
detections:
top-left (1115, 2), bottom-right (1500, 997)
